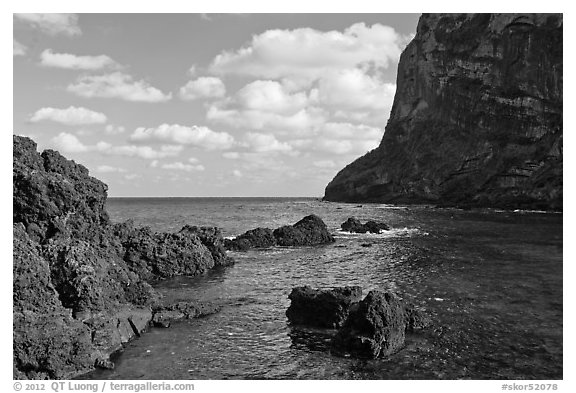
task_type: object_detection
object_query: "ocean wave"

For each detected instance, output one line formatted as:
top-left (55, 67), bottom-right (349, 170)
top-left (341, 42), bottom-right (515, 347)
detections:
top-left (334, 227), bottom-right (428, 238)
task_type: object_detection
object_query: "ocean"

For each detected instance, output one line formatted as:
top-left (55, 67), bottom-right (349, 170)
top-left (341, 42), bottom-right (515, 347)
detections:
top-left (84, 197), bottom-right (562, 379)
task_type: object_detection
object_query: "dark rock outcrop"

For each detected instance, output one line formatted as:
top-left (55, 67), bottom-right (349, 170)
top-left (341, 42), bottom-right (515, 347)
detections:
top-left (13, 135), bottom-right (230, 379)
top-left (225, 215), bottom-right (335, 251)
top-left (273, 215), bottom-right (335, 247)
top-left (324, 14), bottom-right (563, 211)
top-left (286, 286), bottom-right (362, 329)
top-left (331, 291), bottom-right (407, 358)
top-left (224, 227), bottom-right (276, 251)
top-left (404, 304), bottom-right (433, 332)
top-left (341, 217), bottom-right (390, 233)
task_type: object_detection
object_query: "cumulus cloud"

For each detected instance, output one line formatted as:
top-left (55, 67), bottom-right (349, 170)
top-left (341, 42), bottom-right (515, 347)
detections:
top-left (130, 123), bottom-right (234, 150)
top-left (94, 165), bottom-right (127, 173)
top-left (242, 132), bottom-right (293, 153)
top-left (14, 13), bottom-right (81, 36)
top-left (67, 72), bottom-right (172, 102)
top-left (50, 132), bottom-right (89, 153)
top-left (13, 40), bottom-right (26, 56)
top-left (161, 162), bottom-right (205, 172)
top-left (30, 106), bottom-right (107, 125)
top-left (40, 49), bottom-right (120, 70)
top-left (179, 77), bottom-right (226, 100)
top-left (209, 23), bottom-right (408, 82)
top-left (235, 80), bottom-right (309, 114)
top-left (95, 142), bottom-right (181, 159)
top-left (289, 122), bottom-right (383, 155)
top-left (105, 124), bottom-right (126, 134)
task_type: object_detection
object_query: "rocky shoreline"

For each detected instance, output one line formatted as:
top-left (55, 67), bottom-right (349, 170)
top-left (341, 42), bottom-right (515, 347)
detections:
top-left (13, 135), bottom-right (241, 379)
top-left (12, 135), bottom-right (346, 379)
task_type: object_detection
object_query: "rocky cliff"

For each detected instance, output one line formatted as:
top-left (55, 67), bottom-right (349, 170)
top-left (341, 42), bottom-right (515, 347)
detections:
top-left (324, 14), bottom-right (562, 210)
top-left (13, 135), bottom-right (231, 379)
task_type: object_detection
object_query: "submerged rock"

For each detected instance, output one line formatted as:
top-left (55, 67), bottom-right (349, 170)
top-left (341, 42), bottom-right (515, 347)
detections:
top-left (224, 227), bottom-right (276, 251)
top-left (331, 291), bottom-right (407, 358)
top-left (341, 217), bottom-right (390, 233)
top-left (404, 304), bottom-right (433, 332)
top-left (286, 286), bottom-right (362, 329)
top-left (152, 301), bottom-right (221, 328)
top-left (274, 215), bottom-right (335, 246)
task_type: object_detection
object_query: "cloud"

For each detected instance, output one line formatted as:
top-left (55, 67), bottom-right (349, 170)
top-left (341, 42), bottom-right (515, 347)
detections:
top-left (289, 122), bottom-right (382, 155)
top-left (13, 40), bottom-right (26, 56)
top-left (209, 23), bottom-right (408, 82)
top-left (67, 72), bottom-right (172, 102)
top-left (95, 142), bottom-right (182, 159)
top-left (232, 169), bottom-right (243, 178)
top-left (313, 160), bottom-right (337, 168)
top-left (30, 106), bottom-right (107, 125)
top-left (242, 132), bottom-right (293, 153)
top-left (160, 162), bottom-right (205, 172)
top-left (50, 132), bottom-right (89, 153)
top-left (130, 123), bottom-right (234, 150)
top-left (105, 124), bottom-right (126, 134)
top-left (234, 80), bottom-right (309, 114)
top-left (318, 69), bottom-right (396, 112)
top-left (94, 165), bottom-right (127, 173)
top-left (40, 49), bottom-right (121, 70)
top-left (14, 13), bottom-right (81, 36)
top-left (179, 77), bottom-right (226, 100)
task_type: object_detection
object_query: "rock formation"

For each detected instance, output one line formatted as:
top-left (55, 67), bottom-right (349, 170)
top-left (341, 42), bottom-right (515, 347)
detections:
top-left (331, 291), bottom-right (407, 358)
top-left (225, 214), bottom-right (335, 250)
top-left (13, 135), bottom-right (231, 379)
top-left (324, 14), bottom-right (562, 211)
top-left (340, 217), bottom-right (390, 233)
top-left (286, 286), bottom-right (362, 329)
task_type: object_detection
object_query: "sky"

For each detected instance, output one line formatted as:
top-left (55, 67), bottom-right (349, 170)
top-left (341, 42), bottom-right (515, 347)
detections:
top-left (13, 13), bottom-right (421, 197)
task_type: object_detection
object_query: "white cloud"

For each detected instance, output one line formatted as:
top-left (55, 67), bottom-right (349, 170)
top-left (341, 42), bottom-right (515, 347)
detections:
top-left (209, 23), bottom-right (408, 82)
top-left (94, 165), bottom-right (127, 173)
top-left (235, 80), bottom-right (309, 114)
top-left (13, 40), bottom-right (26, 56)
top-left (95, 142), bottom-right (181, 159)
top-left (40, 49), bottom-right (120, 70)
top-left (232, 169), bottom-right (243, 178)
top-left (130, 123), bottom-right (234, 150)
top-left (242, 132), bottom-right (292, 153)
top-left (318, 69), bottom-right (396, 112)
top-left (223, 152), bottom-right (240, 159)
top-left (50, 132), bottom-right (89, 153)
top-left (14, 13), bottom-right (81, 37)
top-left (179, 77), bottom-right (226, 100)
top-left (161, 162), bottom-right (205, 172)
top-left (105, 124), bottom-right (126, 134)
top-left (313, 160), bottom-right (336, 168)
top-left (67, 72), bottom-right (172, 102)
top-left (30, 106), bottom-right (107, 125)
top-left (289, 122), bottom-right (382, 155)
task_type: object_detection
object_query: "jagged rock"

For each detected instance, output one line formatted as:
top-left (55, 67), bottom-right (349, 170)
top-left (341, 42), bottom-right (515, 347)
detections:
top-left (95, 358), bottom-right (115, 370)
top-left (224, 227), bottom-right (276, 251)
top-left (286, 286), bottom-right (362, 329)
top-left (274, 215), bottom-right (335, 247)
top-left (341, 217), bottom-right (390, 233)
top-left (113, 221), bottom-right (216, 280)
top-left (324, 14), bottom-right (563, 211)
top-left (179, 225), bottom-right (234, 267)
top-left (331, 291), bottom-right (407, 358)
top-left (404, 304), bottom-right (433, 332)
top-left (12, 135), bottom-right (233, 379)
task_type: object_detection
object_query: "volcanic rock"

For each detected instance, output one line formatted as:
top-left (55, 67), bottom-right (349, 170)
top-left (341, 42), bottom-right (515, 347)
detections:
top-left (324, 14), bottom-right (563, 211)
top-left (341, 217), bottom-right (390, 233)
top-left (286, 286), bottom-right (362, 329)
top-left (224, 227), bottom-right (276, 251)
top-left (274, 215), bottom-right (335, 246)
top-left (331, 291), bottom-right (407, 358)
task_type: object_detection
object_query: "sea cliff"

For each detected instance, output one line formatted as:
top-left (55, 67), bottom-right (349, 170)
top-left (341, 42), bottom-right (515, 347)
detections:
top-left (324, 14), bottom-right (562, 210)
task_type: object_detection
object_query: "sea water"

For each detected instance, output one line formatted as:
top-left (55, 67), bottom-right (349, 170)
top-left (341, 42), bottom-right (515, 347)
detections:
top-left (83, 197), bottom-right (562, 379)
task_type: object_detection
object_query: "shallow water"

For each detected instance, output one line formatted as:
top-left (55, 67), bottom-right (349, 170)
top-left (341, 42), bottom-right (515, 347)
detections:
top-left (85, 198), bottom-right (562, 379)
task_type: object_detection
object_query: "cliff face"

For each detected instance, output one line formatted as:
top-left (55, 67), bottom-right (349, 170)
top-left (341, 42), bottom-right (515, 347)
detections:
top-left (324, 14), bottom-right (562, 210)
